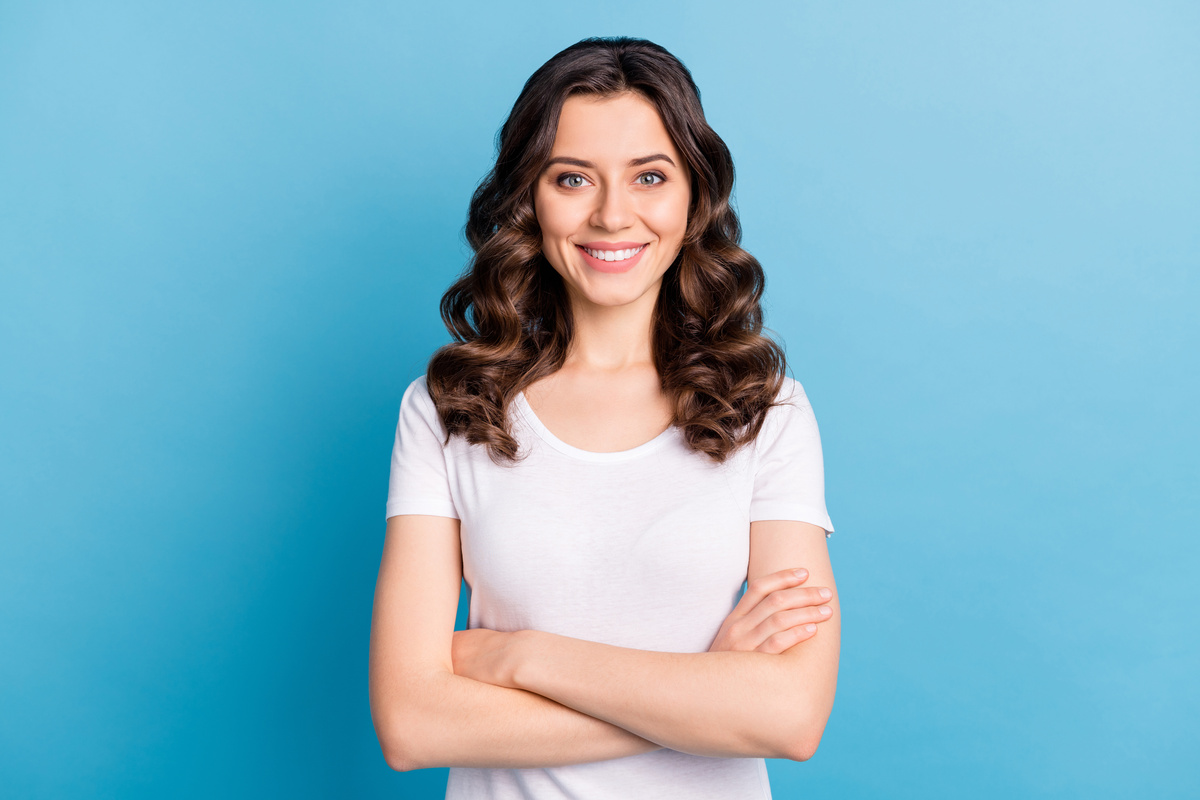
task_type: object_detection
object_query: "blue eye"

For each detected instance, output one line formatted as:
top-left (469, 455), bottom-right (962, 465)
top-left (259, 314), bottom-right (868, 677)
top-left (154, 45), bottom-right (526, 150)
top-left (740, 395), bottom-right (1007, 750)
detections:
top-left (555, 171), bottom-right (665, 189)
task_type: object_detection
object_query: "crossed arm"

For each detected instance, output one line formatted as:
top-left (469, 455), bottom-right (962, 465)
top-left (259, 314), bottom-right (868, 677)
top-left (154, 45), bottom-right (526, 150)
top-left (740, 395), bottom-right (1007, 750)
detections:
top-left (369, 515), bottom-right (840, 771)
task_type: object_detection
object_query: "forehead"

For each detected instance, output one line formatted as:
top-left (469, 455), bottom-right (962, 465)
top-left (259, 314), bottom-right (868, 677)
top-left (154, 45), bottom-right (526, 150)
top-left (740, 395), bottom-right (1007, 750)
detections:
top-left (550, 92), bottom-right (681, 163)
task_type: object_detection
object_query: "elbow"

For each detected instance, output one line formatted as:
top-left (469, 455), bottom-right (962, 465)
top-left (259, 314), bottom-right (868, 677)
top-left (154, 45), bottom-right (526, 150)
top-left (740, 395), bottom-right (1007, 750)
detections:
top-left (756, 716), bottom-right (821, 762)
top-left (382, 744), bottom-right (418, 774)
top-left (772, 700), bottom-right (830, 762)
top-left (376, 710), bottom-right (439, 772)
top-left (372, 683), bottom-right (439, 773)
top-left (387, 752), bottom-right (422, 774)
top-left (375, 711), bottom-right (425, 773)
top-left (781, 715), bottom-right (829, 763)
top-left (786, 731), bottom-right (822, 763)
top-left (371, 668), bottom-right (452, 772)
top-left (777, 676), bottom-right (837, 761)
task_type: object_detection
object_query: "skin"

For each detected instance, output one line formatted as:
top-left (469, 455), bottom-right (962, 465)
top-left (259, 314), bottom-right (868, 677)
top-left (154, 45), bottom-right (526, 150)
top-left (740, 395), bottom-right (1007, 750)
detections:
top-left (533, 89), bottom-right (692, 371)
top-left (446, 557), bottom-right (839, 760)
top-left (371, 89), bottom-right (839, 772)
top-left (517, 90), bottom-right (690, 453)
top-left (446, 93), bottom-right (838, 759)
top-left (451, 567), bottom-right (833, 680)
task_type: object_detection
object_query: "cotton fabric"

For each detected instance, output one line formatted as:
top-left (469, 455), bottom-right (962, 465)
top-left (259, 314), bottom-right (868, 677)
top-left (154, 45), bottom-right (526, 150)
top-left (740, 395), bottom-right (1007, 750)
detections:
top-left (386, 373), bottom-right (834, 799)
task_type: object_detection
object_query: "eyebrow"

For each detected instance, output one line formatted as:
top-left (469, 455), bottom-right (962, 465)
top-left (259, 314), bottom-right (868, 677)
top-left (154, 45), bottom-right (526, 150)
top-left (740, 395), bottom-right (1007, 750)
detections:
top-left (542, 153), bottom-right (677, 172)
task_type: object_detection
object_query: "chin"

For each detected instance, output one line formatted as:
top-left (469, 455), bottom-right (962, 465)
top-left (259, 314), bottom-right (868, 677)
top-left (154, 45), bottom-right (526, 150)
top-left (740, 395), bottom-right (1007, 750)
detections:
top-left (580, 285), bottom-right (654, 307)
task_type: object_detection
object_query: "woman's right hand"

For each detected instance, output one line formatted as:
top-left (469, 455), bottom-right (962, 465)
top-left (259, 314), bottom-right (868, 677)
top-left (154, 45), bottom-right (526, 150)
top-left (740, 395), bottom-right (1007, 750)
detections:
top-left (707, 568), bottom-right (834, 654)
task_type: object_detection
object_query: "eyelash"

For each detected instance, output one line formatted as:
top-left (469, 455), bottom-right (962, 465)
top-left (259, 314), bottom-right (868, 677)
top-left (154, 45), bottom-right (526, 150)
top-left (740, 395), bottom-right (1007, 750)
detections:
top-left (555, 171), bottom-right (666, 189)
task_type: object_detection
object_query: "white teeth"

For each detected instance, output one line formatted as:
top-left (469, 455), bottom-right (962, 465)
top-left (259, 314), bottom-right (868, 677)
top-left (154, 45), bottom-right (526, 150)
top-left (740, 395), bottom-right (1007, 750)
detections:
top-left (582, 245), bottom-right (644, 261)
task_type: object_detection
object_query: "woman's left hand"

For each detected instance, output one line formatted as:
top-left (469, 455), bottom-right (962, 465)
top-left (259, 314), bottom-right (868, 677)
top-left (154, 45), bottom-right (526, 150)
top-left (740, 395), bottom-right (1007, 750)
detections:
top-left (450, 628), bottom-right (526, 688)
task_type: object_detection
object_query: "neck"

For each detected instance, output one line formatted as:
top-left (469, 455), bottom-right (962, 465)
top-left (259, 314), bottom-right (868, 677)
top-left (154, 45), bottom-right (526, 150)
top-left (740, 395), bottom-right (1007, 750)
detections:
top-left (563, 280), bottom-right (660, 373)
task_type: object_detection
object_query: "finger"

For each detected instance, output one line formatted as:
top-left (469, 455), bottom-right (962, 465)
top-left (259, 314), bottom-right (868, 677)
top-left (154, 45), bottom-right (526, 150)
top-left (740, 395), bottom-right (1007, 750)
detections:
top-left (746, 604), bottom-right (832, 650)
top-left (757, 605), bottom-right (833, 638)
top-left (758, 622), bottom-right (819, 654)
top-left (738, 586), bottom-right (834, 633)
top-left (734, 568), bottom-right (809, 616)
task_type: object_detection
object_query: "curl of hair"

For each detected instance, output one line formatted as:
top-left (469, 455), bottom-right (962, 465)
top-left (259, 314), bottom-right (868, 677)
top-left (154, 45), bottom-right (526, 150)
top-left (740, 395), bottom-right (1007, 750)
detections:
top-left (427, 36), bottom-right (790, 465)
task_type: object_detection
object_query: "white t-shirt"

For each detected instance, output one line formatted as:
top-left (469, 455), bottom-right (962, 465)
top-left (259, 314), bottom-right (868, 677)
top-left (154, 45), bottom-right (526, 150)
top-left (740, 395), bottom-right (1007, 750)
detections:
top-left (386, 373), bottom-right (834, 800)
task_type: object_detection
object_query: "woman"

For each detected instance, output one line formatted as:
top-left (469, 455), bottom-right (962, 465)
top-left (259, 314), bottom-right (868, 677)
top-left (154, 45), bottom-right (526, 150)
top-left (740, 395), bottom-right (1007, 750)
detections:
top-left (369, 36), bottom-right (840, 799)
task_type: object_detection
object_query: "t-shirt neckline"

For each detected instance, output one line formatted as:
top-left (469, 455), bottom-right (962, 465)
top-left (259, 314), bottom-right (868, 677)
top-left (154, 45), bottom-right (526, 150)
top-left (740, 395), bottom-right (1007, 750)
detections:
top-left (514, 391), bottom-right (677, 463)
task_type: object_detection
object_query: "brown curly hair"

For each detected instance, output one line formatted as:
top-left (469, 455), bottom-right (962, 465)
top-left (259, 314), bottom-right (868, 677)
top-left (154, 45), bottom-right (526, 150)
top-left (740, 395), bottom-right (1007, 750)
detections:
top-left (426, 36), bottom-right (791, 465)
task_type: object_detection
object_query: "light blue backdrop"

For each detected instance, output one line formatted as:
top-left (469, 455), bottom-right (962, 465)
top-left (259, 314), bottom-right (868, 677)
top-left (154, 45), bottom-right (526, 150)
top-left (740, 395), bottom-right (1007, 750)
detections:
top-left (1, 1), bottom-right (1196, 798)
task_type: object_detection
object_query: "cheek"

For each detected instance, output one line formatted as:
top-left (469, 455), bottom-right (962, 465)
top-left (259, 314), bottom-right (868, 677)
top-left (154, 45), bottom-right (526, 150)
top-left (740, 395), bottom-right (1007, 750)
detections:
top-left (534, 199), bottom-right (571, 270)
top-left (645, 192), bottom-right (691, 239)
top-left (534, 194), bottom-right (574, 241)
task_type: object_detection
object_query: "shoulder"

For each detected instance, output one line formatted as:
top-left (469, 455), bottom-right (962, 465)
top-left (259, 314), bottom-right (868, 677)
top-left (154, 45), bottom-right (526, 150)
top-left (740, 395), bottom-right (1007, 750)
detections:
top-left (401, 373), bottom-right (435, 408)
top-left (763, 375), bottom-right (816, 427)
top-left (753, 375), bottom-right (822, 450)
top-left (406, 373), bottom-right (430, 396)
top-left (776, 375), bottom-right (813, 408)
top-left (398, 374), bottom-right (447, 434)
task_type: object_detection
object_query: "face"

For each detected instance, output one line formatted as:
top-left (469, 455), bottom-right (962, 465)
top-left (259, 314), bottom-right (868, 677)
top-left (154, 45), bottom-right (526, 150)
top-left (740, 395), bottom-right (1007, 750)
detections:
top-left (533, 91), bottom-right (691, 313)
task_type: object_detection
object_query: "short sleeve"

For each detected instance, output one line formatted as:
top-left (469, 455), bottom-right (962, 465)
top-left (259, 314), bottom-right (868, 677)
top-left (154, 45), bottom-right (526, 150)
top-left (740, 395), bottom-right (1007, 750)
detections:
top-left (385, 375), bottom-right (460, 520)
top-left (750, 378), bottom-right (835, 536)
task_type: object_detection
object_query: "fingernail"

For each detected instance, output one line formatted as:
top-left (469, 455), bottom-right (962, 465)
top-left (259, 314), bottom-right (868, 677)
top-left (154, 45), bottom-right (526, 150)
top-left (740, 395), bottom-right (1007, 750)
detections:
top-left (819, 588), bottom-right (832, 599)
top-left (793, 569), bottom-right (807, 578)
top-left (804, 624), bottom-right (817, 633)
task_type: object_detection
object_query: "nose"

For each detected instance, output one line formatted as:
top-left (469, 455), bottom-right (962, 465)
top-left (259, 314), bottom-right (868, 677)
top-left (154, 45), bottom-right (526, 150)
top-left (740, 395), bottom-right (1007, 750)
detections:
top-left (589, 183), bottom-right (634, 233)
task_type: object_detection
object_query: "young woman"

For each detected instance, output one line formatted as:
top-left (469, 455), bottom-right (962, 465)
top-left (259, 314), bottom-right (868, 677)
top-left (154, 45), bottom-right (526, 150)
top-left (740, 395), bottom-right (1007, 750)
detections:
top-left (369, 36), bottom-right (840, 799)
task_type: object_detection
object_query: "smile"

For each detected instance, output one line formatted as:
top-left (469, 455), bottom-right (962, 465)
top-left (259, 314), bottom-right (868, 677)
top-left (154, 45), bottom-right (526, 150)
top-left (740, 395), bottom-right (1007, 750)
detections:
top-left (579, 244), bottom-right (645, 262)
top-left (575, 243), bottom-right (649, 274)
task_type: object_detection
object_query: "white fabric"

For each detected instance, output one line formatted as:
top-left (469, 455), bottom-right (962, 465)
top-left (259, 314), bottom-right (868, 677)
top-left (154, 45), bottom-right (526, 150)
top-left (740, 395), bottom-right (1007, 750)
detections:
top-left (386, 373), bottom-right (834, 800)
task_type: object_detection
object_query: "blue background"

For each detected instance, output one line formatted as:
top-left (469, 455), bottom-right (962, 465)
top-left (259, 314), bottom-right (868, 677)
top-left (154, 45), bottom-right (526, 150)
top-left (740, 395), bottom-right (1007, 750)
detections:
top-left (2, 1), bottom-right (1196, 797)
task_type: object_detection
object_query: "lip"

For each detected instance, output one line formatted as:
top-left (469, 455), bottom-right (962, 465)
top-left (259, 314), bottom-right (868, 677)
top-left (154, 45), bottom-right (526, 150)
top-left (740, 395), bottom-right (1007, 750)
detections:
top-left (578, 240), bottom-right (647, 250)
top-left (575, 242), bottom-right (648, 274)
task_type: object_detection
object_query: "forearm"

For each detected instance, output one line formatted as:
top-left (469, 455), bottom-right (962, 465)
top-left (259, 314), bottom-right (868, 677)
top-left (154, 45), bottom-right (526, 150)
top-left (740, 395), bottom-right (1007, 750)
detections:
top-left (399, 669), bottom-right (663, 770)
top-left (511, 630), bottom-right (801, 760)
